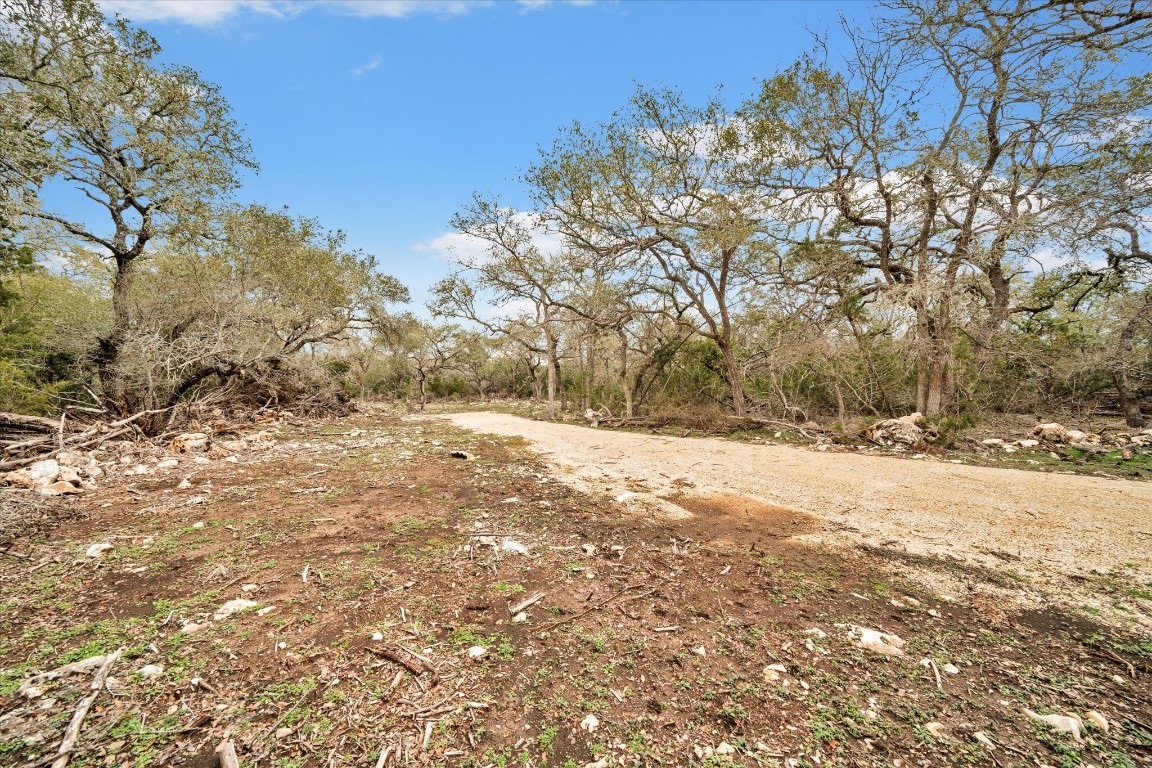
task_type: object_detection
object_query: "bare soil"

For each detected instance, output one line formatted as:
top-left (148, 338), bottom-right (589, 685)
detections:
top-left (442, 411), bottom-right (1152, 629)
top-left (0, 408), bottom-right (1149, 768)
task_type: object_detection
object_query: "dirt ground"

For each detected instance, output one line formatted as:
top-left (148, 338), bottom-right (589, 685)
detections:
top-left (0, 407), bottom-right (1150, 768)
top-left (441, 412), bottom-right (1152, 629)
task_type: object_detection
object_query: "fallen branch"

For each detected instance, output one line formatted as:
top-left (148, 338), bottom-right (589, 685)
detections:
top-left (19, 653), bottom-right (111, 691)
top-left (51, 648), bottom-right (121, 768)
top-left (0, 426), bottom-right (135, 471)
top-left (508, 591), bottom-right (546, 615)
top-left (366, 646), bottom-right (429, 678)
top-left (541, 585), bottom-right (656, 630)
top-left (217, 742), bottom-right (240, 768)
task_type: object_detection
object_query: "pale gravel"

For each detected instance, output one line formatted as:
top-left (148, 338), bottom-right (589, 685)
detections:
top-left (438, 412), bottom-right (1152, 588)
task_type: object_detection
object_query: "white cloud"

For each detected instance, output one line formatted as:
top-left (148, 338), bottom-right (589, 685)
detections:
top-left (517, 0), bottom-right (598, 10)
top-left (413, 208), bottom-right (563, 267)
top-left (99, 1), bottom-right (302, 26)
top-left (351, 52), bottom-right (383, 75)
top-left (412, 231), bottom-right (492, 265)
top-left (324, 0), bottom-right (486, 18)
top-left (100, 0), bottom-right (596, 25)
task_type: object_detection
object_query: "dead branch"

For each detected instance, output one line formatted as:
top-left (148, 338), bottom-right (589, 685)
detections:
top-left (366, 646), bottom-right (429, 678)
top-left (540, 585), bottom-right (656, 630)
top-left (51, 649), bottom-right (121, 768)
top-left (217, 742), bottom-right (240, 768)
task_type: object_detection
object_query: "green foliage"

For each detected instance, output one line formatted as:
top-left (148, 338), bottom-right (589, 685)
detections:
top-left (0, 268), bottom-right (107, 413)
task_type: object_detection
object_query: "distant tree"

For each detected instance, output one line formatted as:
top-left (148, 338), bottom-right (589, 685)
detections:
top-left (529, 87), bottom-right (789, 417)
top-left (432, 196), bottom-right (579, 420)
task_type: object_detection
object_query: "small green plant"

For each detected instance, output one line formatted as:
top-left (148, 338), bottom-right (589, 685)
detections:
top-left (537, 725), bottom-right (560, 754)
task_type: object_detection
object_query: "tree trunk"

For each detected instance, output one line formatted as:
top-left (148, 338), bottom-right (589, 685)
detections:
top-left (1115, 305), bottom-right (1147, 428)
top-left (719, 341), bottom-right (746, 417)
top-left (95, 258), bottom-right (138, 413)
top-left (544, 335), bottom-right (557, 421)
top-left (618, 332), bottom-right (633, 418)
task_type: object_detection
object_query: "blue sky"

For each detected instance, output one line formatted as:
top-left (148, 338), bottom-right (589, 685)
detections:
top-left (96, 0), bottom-right (865, 309)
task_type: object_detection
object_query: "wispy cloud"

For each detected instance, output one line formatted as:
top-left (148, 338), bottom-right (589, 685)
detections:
top-left (328, 1), bottom-right (484, 18)
top-left (351, 52), bottom-right (383, 75)
top-left (100, 0), bottom-right (597, 26)
top-left (99, 1), bottom-right (303, 27)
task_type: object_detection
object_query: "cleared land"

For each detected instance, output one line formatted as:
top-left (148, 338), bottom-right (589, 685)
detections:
top-left (0, 409), bottom-right (1148, 768)
top-left (442, 411), bottom-right (1152, 593)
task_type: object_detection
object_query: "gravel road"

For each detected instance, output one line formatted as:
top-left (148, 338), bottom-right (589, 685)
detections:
top-left (440, 412), bottom-right (1152, 586)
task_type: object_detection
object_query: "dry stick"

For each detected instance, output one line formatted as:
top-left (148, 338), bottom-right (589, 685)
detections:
top-left (366, 647), bottom-right (426, 677)
top-left (217, 742), bottom-right (240, 768)
top-left (541, 585), bottom-right (656, 630)
top-left (0, 426), bottom-right (134, 471)
top-left (51, 649), bottom-right (121, 768)
top-left (508, 591), bottom-right (546, 615)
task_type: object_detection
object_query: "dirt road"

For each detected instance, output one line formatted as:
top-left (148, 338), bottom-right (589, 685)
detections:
top-left (441, 412), bottom-right (1152, 585)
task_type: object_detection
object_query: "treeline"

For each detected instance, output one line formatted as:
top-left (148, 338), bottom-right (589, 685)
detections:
top-left (2, 0), bottom-right (1151, 432)
top-left (419, 0), bottom-right (1152, 428)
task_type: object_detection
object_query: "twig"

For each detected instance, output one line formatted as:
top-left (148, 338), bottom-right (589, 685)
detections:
top-left (366, 647), bottom-right (427, 677)
top-left (51, 649), bottom-right (121, 768)
top-left (541, 585), bottom-right (655, 630)
top-left (508, 591), bottom-right (546, 615)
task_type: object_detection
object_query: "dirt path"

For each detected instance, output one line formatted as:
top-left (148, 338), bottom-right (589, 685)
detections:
top-left (441, 412), bottom-right (1152, 585)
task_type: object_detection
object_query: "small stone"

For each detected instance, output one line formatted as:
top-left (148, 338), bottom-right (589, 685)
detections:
top-left (842, 624), bottom-right (906, 656)
top-left (467, 646), bottom-right (487, 659)
top-left (180, 622), bottom-right (203, 634)
top-left (192, 521), bottom-right (205, 529)
top-left (762, 663), bottom-right (787, 682)
top-left (579, 714), bottom-right (599, 733)
top-left (692, 646), bottom-right (706, 657)
top-left (241, 583), bottom-right (258, 592)
top-left (501, 538), bottom-right (529, 555)
top-left (213, 599), bottom-right (259, 621)
top-left (371, 631), bottom-right (384, 641)
top-left (171, 433), bottom-right (210, 453)
top-left (511, 612), bottom-right (528, 624)
top-left (942, 663), bottom-right (960, 675)
top-left (38, 481), bottom-right (83, 496)
top-left (715, 742), bottom-right (736, 755)
top-left (275, 727), bottom-right (293, 739)
top-left (176, 478), bottom-right (192, 489)
top-left (156, 459), bottom-right (179, 470)
top-left (85, 541), bottom-right (113, 558)
top-left (581, 543), bottom-right (597, 556)
top-left (137, 664), bottom-right (164, 678)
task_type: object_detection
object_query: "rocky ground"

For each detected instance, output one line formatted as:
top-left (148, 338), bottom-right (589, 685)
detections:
top-left (0, 407), bottom-right (1149, 768)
